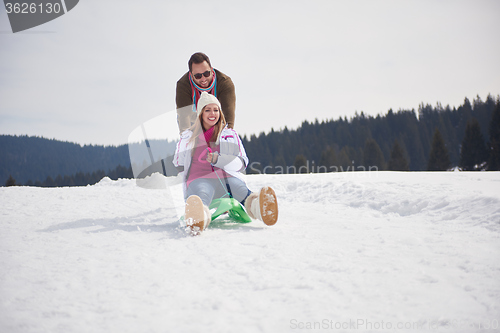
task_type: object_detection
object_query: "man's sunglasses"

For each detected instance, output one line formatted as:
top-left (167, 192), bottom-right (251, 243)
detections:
top-left (193, 70), bottom-right (211, 80)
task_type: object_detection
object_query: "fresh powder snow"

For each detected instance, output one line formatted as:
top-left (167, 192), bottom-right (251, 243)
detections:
top-left (1, 171), bottom-right (499, 333)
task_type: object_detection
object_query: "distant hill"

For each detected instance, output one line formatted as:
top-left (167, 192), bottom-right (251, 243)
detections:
top-left (0, 136), bottom-right (135, 184)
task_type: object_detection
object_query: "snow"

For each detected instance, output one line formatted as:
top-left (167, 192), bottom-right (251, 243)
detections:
top-left (1, 171), bottom-right (500, 333)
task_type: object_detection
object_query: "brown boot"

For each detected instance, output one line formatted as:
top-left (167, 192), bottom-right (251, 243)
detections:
top-left (244, 187), bottom-right (278, 226)
top-left (185, 195), bottom-right (210, 235)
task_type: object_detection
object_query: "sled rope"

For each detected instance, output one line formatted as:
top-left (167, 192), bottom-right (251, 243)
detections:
top-left (204, 147), bottom-right (231, 199)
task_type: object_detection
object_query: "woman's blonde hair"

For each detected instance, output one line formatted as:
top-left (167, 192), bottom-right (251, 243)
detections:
top-left (189, 104), bottom-right (227, 145)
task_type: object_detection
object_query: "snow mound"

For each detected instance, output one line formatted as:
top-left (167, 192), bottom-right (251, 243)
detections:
top-left (134, 172), bottom-right (169, 189)
top-left (94, 173), bottom-right (177, 190)
top-left (94, 176), bottom-right (135, 188)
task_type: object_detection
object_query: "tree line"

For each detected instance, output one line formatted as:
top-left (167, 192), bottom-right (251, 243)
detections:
top-left (242, 94), bottom-right (499, 173)
top-left (5, 164), bottom-right (133, 187)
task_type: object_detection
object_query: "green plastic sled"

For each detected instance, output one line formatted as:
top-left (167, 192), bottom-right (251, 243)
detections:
top-left (209, 198), bottom-right (252, 223)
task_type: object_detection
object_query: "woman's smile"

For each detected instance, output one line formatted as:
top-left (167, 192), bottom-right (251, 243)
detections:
top-left (202, 104), bottom-right (220, 129)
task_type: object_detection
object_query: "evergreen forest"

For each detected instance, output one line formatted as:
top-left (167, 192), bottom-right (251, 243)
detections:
top-left (242, 95), bottom-right (500, 174)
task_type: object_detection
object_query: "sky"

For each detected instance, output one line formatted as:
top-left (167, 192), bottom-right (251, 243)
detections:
top-left (1, 0), bottom-right (499, 146)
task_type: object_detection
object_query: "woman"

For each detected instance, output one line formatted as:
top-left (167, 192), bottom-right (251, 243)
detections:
top-left (173, 92), bottom-right (278, 234)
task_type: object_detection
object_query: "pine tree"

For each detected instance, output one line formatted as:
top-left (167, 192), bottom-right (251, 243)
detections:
top-left (427, 128), bottom-right (451, 171)
top-left (488, 101), bottom-right (500, 170)
top-left (44, 176), bottom-right (56, 187)
top-left (319, 146), bottom-right (338, 173)
top-left (55, 175), bottom-right (64, 187)
top-left (5, 175), bottom-right (16, 187)
top-left (293, 154), bottom-right (308, 174)
top-left (363, 138), bottom-right (385, 171)
top-left (337, 147), bottom-right (352, 172)
top-left (387, 140), bottom-right (410, 171)
top-left (274, 155), bottom-right (287, 174)
top-left (460, 118), bottom-right (488, 171)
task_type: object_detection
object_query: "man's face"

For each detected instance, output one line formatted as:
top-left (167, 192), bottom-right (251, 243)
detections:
top-left (191, 61), bottom-right (213, 88)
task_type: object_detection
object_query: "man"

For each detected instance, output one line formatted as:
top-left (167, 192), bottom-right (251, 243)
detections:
top-left (176, 52), bottom-right (236, 133)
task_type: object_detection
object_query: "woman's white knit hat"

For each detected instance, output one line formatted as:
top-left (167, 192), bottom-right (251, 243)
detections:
top-left (196, 92), bottom-right (221, 117)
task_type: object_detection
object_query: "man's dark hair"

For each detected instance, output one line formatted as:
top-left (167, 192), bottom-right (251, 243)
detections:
top-left (188, 52), bottom-right (212, 72)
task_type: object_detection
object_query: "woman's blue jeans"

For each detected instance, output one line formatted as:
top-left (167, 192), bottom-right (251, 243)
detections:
top-left (185, 177), bottom-right (251, 207)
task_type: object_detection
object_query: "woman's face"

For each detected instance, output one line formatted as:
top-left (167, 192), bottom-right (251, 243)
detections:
top-left (202, 104), bottom-right (220, 130)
